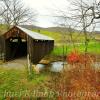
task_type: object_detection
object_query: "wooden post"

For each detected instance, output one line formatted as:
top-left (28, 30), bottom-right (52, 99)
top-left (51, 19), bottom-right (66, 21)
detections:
top-left (27, 54), bottom-right (32, 75)
top-left (2, 36), bottom-right (6, 62)
top-left (27, 35), bottom-right (32, 75)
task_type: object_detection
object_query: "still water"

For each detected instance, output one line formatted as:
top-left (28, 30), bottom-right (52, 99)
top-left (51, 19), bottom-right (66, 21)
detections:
top-left (36, 61), bottom-right (67, 72)
top-left (36, 61), bottom-right (100, 72)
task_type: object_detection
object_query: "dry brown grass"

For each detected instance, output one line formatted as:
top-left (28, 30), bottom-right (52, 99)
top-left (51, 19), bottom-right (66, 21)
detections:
top-left (47, 54), bottom-right (100, 100)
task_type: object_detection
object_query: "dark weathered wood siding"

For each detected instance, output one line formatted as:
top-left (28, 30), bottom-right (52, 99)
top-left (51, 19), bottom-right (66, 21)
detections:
top-left (0, 26), bottom-right (54, 63)
top-left (0, 36), bottom-right (5, 60)
top-left (30, 40), bottom-right (54, 64)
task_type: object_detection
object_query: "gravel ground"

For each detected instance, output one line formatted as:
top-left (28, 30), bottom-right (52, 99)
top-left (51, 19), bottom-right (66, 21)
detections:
top-left (0, 57), bottom-right (27, 70)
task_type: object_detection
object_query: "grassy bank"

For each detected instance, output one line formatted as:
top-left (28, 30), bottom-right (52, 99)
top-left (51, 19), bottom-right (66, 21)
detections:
top-left (33, 29), bottom-right (100, 56)
top-left (0, 67), bottom-right (50, 99)
top-left (0, 25), bottom-right (99, 99)
top-left (51, 41), bottom-right (100, 56)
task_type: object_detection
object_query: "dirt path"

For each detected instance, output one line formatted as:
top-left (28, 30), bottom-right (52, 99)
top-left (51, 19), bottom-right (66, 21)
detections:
top-left (0, 57), bottom-right (27, 70)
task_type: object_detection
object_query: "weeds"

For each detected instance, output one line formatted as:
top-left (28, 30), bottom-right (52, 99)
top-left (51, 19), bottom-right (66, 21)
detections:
top-left (46, 53), bottom-right (100, 99)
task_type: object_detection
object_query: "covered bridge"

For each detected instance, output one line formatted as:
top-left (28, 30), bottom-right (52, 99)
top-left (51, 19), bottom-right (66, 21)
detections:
top-left (0, 26), bottom-right (54, 64)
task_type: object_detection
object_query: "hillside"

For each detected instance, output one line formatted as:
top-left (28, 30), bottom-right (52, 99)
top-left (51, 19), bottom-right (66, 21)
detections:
top-left (44, 27), bottom-right (77, 33)
top-left (20, 25), bottom-right (100, 34)
top-left (19, 25), bottom-right (100, 42)
top-left (20, 25), bottom-right (43, 30)
top-left (0, 24), bottom-right (100, 42)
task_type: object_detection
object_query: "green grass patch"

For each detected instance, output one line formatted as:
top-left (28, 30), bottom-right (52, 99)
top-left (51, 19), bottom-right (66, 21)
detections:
top-left (32, 29), bottom-right (99, 44)
top-left (33, 29), bottom-right (63, 43)
top-left (0, 67), bottom-right (50, 99)
top-left (51, 41), bottom-right (100, 56)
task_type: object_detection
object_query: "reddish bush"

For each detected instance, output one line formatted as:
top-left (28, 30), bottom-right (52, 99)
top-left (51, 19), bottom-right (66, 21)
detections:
top-left (67, 50), bottom-right (80, 64)
top-left (67, 50), bottom-right (95, 65)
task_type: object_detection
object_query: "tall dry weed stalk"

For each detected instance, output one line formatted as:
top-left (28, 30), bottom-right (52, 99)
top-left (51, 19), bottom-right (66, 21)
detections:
top-left (47, 53), bottom-right (100, 100)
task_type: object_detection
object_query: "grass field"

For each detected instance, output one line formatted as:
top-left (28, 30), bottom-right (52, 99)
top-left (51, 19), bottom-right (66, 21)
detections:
top-left (0, 25), bottom-right (100, 99)
top-left (0, 67), bottom-right (50, 99)
top-left (51, 41), bottom-right (100, 56)
top-left (33, 29), bottom-right (100, 55)
top-left (34, 29), bottom-right (100, 42)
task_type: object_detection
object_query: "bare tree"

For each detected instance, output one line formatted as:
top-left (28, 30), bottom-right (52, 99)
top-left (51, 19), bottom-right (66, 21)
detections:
top-left (0, 0), bottom-right (37, 30)
top-left (53, 0), bottom-right (100, 53)
top-left (0, 0), bottom-right (37, 75)
top-left (70, 0), bottom-right (100, 53)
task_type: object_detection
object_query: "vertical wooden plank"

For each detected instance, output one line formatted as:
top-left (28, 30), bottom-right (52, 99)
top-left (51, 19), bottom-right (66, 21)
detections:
top-left (0, 36), bottom-right (5, 61)
top-left (27, 35), bottom-right (32, 74)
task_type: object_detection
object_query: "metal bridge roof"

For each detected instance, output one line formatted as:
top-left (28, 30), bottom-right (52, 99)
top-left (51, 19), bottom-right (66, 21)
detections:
top-left (17, 26), bottom-right (54, 41)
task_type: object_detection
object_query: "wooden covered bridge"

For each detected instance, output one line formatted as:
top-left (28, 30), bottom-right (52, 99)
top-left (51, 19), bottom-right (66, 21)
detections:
top-left (0, 26), bottom-right (54, 64)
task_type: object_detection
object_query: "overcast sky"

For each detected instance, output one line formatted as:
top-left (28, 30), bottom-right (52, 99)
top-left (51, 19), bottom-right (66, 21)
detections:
top-left (23, 0), bottom-right (70, 27)
top-left (22, 0), bottom-right (100, 31)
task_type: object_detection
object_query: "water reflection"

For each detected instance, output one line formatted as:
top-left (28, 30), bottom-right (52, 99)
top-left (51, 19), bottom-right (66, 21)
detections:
top-left (36, 61), bottom-right (66, 72)
top-left (36, 64), bottom-right (45, 70)
top-left (51, 61), bottom-right (64, 72)
top-left (36, 61), bottom-right (100, 72)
